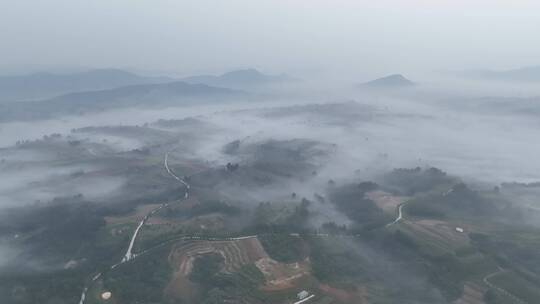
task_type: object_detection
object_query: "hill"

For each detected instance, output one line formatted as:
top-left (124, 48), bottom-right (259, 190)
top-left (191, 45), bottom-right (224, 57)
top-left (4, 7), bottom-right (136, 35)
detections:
top-left (362, 74), bottom-right (415, 87)
top-left (182, 68), bottom-right (295, 88)
top-left (0, 81), bottom-right (244, 122)
top-left (0, 69), bottom-right (174, 102)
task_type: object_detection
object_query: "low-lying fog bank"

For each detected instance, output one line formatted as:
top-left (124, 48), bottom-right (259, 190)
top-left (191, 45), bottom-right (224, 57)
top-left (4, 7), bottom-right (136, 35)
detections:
top-left (0, 161), bottom-right (126, 209)
top-left (3, 91), bottom-right (540, 186)
top-left (185, 100), bottom-right (540, 185)
top-left (2, 80), bottom-right (540, 304)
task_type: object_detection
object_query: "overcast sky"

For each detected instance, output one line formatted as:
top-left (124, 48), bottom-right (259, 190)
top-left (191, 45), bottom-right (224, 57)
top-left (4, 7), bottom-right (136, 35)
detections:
top-left (1, 0), bottom-right (539, 78)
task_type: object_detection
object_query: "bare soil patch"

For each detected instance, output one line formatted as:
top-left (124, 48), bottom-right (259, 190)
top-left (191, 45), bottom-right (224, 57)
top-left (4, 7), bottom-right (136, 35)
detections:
top-left (256, 258), bottom-right (311, 291)
top-left (366, 190), bottom-right (408, 213)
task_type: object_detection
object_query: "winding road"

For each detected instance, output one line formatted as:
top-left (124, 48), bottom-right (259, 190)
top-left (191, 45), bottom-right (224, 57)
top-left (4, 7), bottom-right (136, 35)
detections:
top-left (383, 190), bottom-right (527, 303)
top-left (165, 152), bottom-right (190, 198)
top-left (79, 163), bottom-right (410, 304)
top-left (386, 202), bottom-right (406, 227)
top-left (78, 151), bottom-right (189, 304)
top-left (383, 191), bottom-right (526, 303)
top-left (80, 165), bottom-right (524, 304)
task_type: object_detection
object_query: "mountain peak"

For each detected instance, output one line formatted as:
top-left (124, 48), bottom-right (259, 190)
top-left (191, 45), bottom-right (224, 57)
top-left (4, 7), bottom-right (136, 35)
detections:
top-left (182, 68), bottom-right (295, 87)
top-left (363, 74), bottom-right (415, 87)
top-left (222, 68), bottom-right (261, 76)
top-left (221, 69), bottom-right (265, 81)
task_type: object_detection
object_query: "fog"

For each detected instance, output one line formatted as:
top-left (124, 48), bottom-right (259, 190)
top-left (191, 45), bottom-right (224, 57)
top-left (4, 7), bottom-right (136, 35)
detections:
top-left (0, 161), bottom-right (126, 208)
top-left (0, 103), bottom-right (254, 148)
top-left (2, 1), bottom-right (540, 79)
top-left (3, 87), bottom-right (540, 188)
top-left (162, 95), bottom-right (540, 185)
top-left (2, 76), bottom-right (539, 220)
top-left (2, 2), bottom-right (540, 303)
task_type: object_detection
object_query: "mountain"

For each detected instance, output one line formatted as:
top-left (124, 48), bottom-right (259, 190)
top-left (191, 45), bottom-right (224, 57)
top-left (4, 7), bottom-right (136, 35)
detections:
top-left (0, 81), bottom-right (244, 122)
top-left (457, 66), bottom-right (540, 82)
top-left (0, 69), bottom-right (174, 102)
top-left (182, 68), bottom-right (296, 88)
top-left (362, 74), bottom-right (415, 87)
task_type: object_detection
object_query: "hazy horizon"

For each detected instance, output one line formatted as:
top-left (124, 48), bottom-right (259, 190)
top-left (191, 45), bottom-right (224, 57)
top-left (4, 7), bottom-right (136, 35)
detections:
top-left (2, 2), bottom-right (540, 304)
top-left (2, 0), bottom-right (540, 79)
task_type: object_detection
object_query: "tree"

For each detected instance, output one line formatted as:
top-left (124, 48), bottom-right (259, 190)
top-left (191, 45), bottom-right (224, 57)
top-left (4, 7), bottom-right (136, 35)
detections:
top-left (226, 162), bottom-right (239, 171)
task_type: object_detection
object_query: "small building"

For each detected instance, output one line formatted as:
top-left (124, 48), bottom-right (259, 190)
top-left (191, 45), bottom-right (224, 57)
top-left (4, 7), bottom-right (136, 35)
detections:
top-left (455, 227), bottom-right (464, 233)
top-left (101, 291), bottom-right (112, 300)
top-left (297, 290), bottom-right (309, 300)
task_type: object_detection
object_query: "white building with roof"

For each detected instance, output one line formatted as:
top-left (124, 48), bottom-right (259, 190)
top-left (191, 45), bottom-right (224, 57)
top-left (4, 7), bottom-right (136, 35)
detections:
top-left (297, 290), bottom-right (309, 300)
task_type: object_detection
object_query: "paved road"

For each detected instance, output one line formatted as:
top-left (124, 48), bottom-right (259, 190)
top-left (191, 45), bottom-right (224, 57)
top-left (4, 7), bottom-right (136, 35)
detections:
top-left (293, 294), bottom-right (315, 304)
top-left (386, 203), bottom-right (405, 227)
top-left (383, 189), bottom-right (527, 303)
top-left (385, 187), bottom-right (456, 227)
top-left (165, 152), bottom-right (190, 198)
top-left (79, 156), bottom-right (464, 304)
top-left (79, 151), bottom-right (189, 304)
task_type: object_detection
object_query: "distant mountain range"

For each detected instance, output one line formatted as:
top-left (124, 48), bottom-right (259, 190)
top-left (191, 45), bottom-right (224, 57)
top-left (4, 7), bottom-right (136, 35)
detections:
top-left (0, 68), bottom-right (296, 103)
top-left (455, 66), bottom-right (540, 82)
top-left (182, 68), bottom-right (297, 88)
top-left (0, 69), bottom-right (174, 102)
top-left (361, 74), bottom-right (415, 87)
top-left (0, 81), bottom-right (244, 122)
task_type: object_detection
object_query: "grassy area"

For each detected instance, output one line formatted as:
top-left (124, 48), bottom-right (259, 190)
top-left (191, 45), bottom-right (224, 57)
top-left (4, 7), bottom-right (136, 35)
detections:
top-left (308, 237), bottom-right (367, 287)
top-left (387, 225), bottom-right (498, 302)
top-left (259, 234), bottom-right (307, 263)
top-left (0, 269), bottom-right (87, 304)
top-left (489, 271), bottom-right (540, 303)
top-left (97, 244), bottom-right (173, 304)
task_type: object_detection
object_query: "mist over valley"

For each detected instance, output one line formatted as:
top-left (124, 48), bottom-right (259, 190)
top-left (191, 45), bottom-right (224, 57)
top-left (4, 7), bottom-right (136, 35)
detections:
top-left (2, 1), bottom-right (540, 303)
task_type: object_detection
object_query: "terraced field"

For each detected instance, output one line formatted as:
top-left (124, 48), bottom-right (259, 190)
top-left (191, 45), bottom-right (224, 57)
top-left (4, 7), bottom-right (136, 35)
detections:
top-left (168, 237), bottom-right (267, 275)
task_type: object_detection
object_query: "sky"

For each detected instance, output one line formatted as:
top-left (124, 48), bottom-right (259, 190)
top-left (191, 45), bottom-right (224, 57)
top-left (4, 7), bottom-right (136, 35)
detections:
top-left (1, 0), bottom-right (540, 78)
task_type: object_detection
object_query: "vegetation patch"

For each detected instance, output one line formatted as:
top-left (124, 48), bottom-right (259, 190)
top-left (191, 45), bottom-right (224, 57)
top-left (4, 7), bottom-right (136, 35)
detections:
top-left (259, 234), bottom-right (307, 263)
